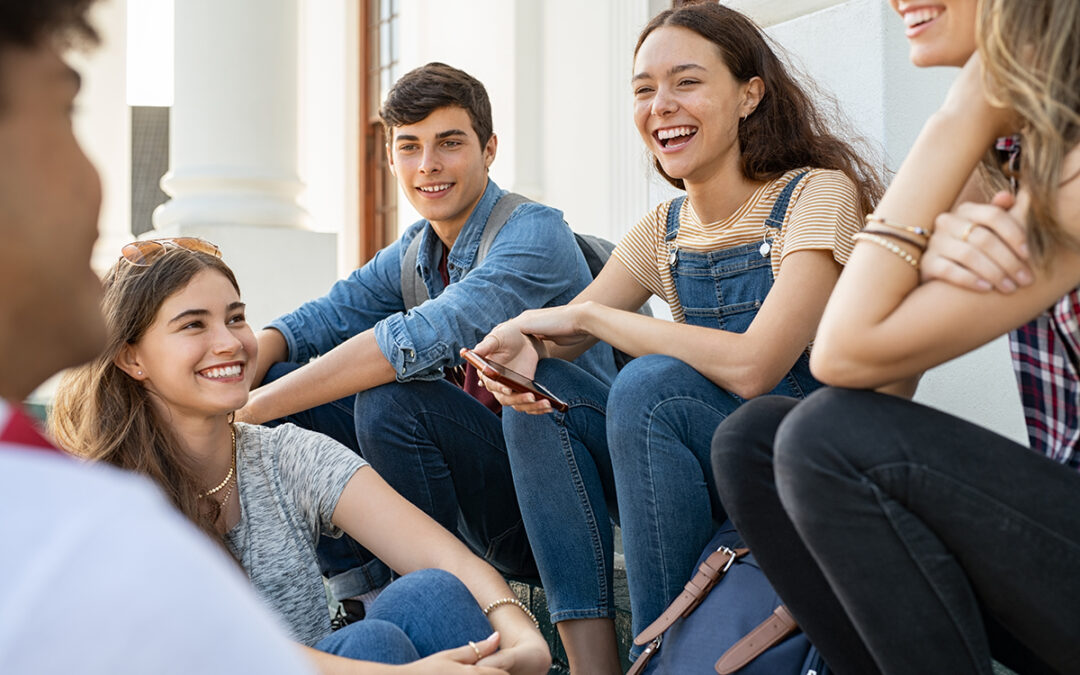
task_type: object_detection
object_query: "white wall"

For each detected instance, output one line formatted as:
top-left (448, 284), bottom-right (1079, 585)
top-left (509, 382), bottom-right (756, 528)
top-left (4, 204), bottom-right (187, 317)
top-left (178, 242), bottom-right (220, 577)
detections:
top-left (740, 0), bottom-right (1026, 443)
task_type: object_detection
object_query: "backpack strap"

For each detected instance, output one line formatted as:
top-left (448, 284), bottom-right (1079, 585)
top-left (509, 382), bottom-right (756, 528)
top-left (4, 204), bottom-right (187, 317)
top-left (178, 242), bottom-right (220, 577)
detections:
top-left (633, 545), bottom-right (750, 647)
top-left (400, 233), bottom-right (427, 312)
top-left (400, 192), bottom-right (532, 312)
top-left (714, 605), bottom-right (799, 675)
top-left (475, 192), bottom-right (533, 263)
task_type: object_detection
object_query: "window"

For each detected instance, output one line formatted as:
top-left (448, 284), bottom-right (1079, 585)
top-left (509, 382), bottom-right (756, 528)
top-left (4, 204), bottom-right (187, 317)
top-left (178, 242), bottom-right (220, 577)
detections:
top-left (358, 0), bottom-right (400, 263)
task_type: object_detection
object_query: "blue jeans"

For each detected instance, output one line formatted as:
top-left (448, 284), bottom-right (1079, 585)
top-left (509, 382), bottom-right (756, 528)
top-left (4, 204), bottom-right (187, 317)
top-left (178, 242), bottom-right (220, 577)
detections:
top-left (504, 355), bottom-right (741, 658)
top-left (265, 363), bottom-right (537, 591)
top-left (315, 568), bottom-right (492, 663)
top-left (712, 390), bottom-right (1080, 675)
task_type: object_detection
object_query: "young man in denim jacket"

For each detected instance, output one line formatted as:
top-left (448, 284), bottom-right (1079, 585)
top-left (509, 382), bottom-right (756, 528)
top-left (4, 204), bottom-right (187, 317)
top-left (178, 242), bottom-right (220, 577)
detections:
top-left (239, 62), bottom-right (616, 606)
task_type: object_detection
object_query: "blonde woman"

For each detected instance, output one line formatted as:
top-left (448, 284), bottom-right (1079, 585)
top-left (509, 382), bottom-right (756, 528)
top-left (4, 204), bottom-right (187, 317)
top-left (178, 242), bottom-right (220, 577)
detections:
top-left (713, 1), bottom-right (1080, 673)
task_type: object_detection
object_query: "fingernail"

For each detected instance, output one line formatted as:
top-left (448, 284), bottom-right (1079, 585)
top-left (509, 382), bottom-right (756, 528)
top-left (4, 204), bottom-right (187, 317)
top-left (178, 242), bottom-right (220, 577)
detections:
top-left (1016, 269), bottom-right (1032, 285)
top-left (1001, 279), bottom-right (1017, 293)
top-left (1020, 243), bottom-right (1030, 257)
top-left (976, 280), bottom-right (993, 291)
top-left (486, 631), bottom-right (499, 642)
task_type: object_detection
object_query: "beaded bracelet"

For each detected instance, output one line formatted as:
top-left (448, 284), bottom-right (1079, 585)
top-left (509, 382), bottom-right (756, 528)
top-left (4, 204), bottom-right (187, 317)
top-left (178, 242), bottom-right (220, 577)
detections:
top-left (853, 232), bottom-right (920, 269)
top-left (483, 596), bottom-right (540, 629)
top-left (864, 213), bottom-right (932, 238)
top-left (861, 228), bottom-right (928, 252)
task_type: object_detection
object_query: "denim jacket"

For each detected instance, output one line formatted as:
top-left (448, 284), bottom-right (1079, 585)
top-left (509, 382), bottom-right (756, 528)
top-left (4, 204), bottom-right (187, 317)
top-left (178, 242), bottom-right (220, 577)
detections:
top-left (269, 179), bottom-right (616, 384)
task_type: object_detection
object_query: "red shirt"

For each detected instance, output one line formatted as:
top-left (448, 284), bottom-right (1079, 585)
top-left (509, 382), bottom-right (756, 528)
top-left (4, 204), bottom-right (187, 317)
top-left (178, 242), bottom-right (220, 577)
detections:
top-left (438, 247), bottom-right (502, 415)
top-left (0, 401), bottom-right (61, 453)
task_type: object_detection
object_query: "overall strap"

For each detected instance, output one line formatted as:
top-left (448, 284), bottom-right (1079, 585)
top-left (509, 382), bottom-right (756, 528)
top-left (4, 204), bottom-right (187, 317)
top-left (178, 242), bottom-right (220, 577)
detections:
top-left (663, 196), bottom-right (687, 242)
top-left (763, 171), bottom-right (809, 233)
top-left (399, 192), bottom-right (531, 312)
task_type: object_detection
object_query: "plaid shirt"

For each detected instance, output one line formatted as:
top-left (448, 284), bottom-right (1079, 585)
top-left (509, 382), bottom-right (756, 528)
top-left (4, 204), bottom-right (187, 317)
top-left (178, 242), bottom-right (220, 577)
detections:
top-left (1009, 287), bottom-right (1080, 471)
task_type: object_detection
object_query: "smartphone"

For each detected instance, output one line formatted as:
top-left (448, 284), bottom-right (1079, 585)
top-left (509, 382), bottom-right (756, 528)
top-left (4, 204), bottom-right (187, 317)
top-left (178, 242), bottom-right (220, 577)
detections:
top-left (459, 348), bottom-right (569, 412)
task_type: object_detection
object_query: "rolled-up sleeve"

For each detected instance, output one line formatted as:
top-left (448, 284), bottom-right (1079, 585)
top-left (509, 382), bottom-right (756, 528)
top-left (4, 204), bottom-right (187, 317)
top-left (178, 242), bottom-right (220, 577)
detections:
top-left (374, 203), bottom-right (583, 381)
top-left (268, 237), bottom-right (409, 363)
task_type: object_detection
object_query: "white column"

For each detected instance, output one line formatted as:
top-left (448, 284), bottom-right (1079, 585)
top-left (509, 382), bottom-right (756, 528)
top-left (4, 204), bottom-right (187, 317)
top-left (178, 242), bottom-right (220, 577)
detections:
top-left (153, 0), bottom-right (336, 330)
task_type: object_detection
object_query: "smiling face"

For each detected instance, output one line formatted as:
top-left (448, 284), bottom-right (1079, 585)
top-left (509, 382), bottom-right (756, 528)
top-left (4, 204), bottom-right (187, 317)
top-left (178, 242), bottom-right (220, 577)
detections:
top-left (387, 105), bottom-right (497, 243)
top-left (119, 269), bottom-right (257, 424)
top-left (889, 0), bottom-right (977, 67)
top-left (632, 26), bottom-right (762, 188)
top-left (0, 42), bottom-right (105, 398)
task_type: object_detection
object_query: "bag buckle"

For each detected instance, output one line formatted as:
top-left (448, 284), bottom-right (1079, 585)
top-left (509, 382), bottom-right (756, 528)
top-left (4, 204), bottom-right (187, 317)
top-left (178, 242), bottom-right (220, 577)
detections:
top-left (716, 546), bottom-right (737, 574)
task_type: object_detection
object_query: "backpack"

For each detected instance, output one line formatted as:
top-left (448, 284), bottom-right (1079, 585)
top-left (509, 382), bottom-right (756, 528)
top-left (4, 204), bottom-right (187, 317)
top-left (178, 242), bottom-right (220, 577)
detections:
top-left (399, 192), bottom-right (649, 369)
top-left (628, 522), bottom-right (829, 675)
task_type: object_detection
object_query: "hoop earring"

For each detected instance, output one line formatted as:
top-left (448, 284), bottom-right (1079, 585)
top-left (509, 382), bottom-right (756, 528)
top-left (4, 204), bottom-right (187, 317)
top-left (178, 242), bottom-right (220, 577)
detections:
top-left (228, 411), bottom-right (236, 424)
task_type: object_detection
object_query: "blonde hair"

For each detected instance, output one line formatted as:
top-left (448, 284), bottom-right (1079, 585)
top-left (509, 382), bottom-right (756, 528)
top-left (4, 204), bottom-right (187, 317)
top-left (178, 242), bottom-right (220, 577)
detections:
top-left (50, 249), bottom-right (241, 549)
top-left (978, 0), bottom-right (1080, 262)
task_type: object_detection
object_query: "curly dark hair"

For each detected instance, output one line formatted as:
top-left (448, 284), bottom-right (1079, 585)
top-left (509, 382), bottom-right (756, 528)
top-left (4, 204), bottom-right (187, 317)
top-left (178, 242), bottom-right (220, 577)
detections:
top-left (0, 0), bottom-right (99, 48)
top-left (379, 62), bottom-right (493, 147)
top-left (637, 2), bottom-right (885, 216)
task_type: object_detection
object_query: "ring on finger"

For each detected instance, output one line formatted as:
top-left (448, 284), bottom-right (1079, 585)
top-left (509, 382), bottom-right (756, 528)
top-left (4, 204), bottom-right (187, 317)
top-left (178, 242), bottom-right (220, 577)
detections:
top-left (468, 640), bottom-right (482, 663)
top-left (960, 222), bottom-right (977, 242)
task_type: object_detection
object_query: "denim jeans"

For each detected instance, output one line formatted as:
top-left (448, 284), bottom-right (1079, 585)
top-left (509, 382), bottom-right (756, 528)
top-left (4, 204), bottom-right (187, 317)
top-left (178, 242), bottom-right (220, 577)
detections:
top-left (355, 377), bottom-right (536, 579)
top-left (266, 362), bottom-right (537, 586)
top-left (504, 355), bottom-right (745, 658)
top-left (712, 389), bottom-right (1080, 675)
top-left (315, 568), bottom-right (492, 663)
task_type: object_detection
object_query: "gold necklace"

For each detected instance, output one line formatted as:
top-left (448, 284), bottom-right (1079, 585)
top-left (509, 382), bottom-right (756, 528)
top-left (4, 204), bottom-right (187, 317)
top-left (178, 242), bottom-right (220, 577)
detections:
top-left (199, 424), bottom-right (236, 499)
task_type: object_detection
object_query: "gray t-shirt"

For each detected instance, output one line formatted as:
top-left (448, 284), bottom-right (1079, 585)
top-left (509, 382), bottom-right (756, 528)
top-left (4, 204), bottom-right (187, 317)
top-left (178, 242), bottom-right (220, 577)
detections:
top-left (225, 422), bottom-right (366, 646)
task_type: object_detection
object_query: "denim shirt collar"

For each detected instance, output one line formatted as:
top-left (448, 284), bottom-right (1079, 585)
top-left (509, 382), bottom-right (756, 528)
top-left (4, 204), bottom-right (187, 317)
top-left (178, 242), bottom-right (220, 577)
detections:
top-left (415, 178), bottom-right (504, 295)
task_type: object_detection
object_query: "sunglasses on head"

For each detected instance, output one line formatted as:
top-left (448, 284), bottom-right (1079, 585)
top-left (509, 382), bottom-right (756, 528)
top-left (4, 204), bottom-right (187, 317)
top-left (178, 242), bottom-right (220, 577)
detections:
top-left (118, 237), bottom-right (222, 266)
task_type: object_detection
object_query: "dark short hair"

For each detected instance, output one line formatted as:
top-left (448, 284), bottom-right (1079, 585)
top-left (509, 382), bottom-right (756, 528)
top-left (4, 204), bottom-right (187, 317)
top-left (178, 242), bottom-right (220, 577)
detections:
top-left (0, 0), bottom-right (99, 111)
top-left (379, 62), bottom-right (493, 147)
top-left (0, 0), bottom-right (98, 50)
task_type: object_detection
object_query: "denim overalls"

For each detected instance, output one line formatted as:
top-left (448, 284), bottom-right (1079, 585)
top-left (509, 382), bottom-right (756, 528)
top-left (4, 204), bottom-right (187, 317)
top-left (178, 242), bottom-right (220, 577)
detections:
top-left (501, 172), bottom-right (829, 651)
top-left (664, 171), bottom-right (821, 398)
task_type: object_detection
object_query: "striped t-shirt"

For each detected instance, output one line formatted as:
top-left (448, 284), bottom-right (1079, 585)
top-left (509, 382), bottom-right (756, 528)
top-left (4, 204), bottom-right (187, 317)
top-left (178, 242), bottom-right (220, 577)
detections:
top-left (612, 167), bottom-right (862, 323)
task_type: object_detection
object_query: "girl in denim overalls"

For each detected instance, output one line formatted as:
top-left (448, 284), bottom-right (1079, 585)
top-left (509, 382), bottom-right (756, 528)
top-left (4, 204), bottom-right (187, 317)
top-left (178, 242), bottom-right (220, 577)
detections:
top-left (472, 5), bottom-right (883, 673)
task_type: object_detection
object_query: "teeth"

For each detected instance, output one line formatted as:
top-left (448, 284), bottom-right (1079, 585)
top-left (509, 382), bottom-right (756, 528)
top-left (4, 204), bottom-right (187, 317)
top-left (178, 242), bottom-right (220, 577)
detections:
top-left (904, 7), bottom-right (941, 27)
top-left (201, 364), bottom-right (242, 379)
top-left (657, 126), bottom-right (696, 140)
top-left (418, 184), bottom-right (452, 193)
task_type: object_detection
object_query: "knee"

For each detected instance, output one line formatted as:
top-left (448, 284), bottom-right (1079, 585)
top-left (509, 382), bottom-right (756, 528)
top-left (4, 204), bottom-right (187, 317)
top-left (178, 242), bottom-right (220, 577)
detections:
top-left (316, 619), bottom-right (416, 663)
top-left (607, 354), bottom-right (689, 422)
top-left (371, 569), bottom-right (473, 617)
top-left (773, 387), bottom-right (874, 503)
top-left (711, 395), bottom-right (800, 501)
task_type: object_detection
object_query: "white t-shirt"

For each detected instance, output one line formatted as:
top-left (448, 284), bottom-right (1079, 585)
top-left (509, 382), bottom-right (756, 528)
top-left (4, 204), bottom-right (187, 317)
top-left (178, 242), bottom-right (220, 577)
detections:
top-left (0, 416), bottom-right (315, 675)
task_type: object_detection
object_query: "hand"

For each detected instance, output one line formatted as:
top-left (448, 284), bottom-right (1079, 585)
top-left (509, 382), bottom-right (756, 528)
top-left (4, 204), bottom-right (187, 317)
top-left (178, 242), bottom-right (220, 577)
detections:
top-left (476, 633), bottom-right (551, 675)
top-left (923, 191), bottom-right (1033, 292)
top-left (472, 325), bottom-right (552, 415)
top-left (400, 632), bottom-right (508, 674)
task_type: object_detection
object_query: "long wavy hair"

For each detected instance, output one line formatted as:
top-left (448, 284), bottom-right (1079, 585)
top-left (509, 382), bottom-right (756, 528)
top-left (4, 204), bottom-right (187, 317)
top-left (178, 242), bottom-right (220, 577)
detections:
top-left (636, 2), bottom-right (885, 216)
top-left (50, 248), bottom-right (240, 547)
top-left (978, 0), bottom-right (1080, 262)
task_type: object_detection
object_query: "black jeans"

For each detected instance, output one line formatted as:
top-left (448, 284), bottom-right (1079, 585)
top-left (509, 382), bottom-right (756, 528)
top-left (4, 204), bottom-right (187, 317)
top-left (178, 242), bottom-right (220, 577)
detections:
top-left (711, 389), bottom-right (1080, 675)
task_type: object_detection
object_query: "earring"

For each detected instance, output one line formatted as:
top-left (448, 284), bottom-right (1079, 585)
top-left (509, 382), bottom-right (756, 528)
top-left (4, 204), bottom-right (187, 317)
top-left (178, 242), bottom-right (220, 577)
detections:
top-left (137, 371), bottom-right (143, 376)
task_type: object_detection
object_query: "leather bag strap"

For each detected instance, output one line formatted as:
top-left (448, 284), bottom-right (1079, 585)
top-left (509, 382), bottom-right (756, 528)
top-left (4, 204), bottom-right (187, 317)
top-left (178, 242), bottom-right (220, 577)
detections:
top-left (714, 605), bottom-right (800, 675)
top-left (632, 546), bottom-right (749, 647)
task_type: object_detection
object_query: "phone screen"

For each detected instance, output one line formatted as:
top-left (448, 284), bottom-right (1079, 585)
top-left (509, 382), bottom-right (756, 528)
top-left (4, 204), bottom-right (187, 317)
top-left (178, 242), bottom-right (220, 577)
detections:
top-left (459, 349), bottom-right (569, 412)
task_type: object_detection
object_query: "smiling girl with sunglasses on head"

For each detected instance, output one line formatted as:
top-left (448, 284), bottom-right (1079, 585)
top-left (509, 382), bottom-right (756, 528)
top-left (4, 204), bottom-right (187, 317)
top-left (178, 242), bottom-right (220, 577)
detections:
top-left (712, 1), bottom-right (1080, 673)
top-left (50, 241), bottom-right (550, 675)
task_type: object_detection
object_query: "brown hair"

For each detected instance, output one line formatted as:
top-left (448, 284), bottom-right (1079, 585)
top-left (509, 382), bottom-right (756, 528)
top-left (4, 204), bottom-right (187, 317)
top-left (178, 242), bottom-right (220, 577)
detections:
top-left (978, 0), bottom-right (1080, 262)
top-left (379, 62), bottom-right (494, 147)
top-left (51, 249), bottom-right (241, 548)
top-left (636, 2), bottom-right (884, 215)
